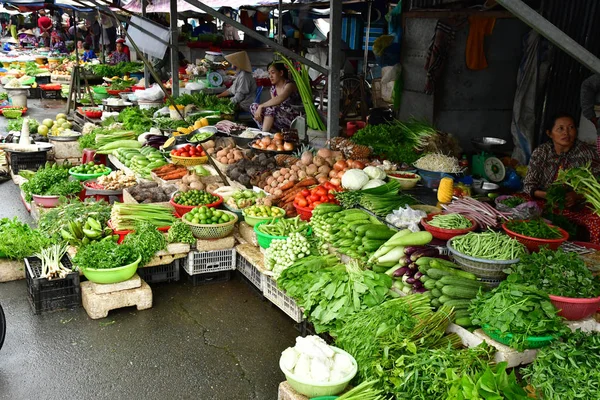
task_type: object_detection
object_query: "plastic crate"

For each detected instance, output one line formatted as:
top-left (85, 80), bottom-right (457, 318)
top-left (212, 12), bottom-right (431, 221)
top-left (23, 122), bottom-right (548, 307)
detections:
top-left (262, 275), bottom-right (303, 323)
top-left (24, 254), bottom-right (81, 314)
top-left (186, 270), bottom-right (231, 286)
top-left (8, 150), bottom-right (47, 175)
top-left (36, 76), bottom-right (51, 84)
top-left (236, 252), bottom-right (263, 291)
top-left (185, 249), bottom-right (236, 275)
top-left (137, 259), bottom-right (180, 284)
top-left (27, 87), bottom-right (41, 99)
top-left (41, 89), bottom-right (62, 99)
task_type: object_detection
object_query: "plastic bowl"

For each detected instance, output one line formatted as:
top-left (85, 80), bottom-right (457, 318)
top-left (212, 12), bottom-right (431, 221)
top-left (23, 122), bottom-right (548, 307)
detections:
top-left (31, 194), bottom-right (61, 208)
top-left (242, 207), bottom-right (286, 227)
top-left (80, 255), bottom-right (141, 284)
top-left (548, 294), bottom-right (600, 321)
top-left (279, 346), bottom-right (357, 398)
top-left (446, 236), bottom-right (522, 279)
top-left (421, 214), bottom-right (478, 241)
top-left (502, 222), bottom-right (569, 252)
top-left (254, 220), bottom-right (312, 249)
top-left (69, 167), bottom-right (111, 181)
top-left (294, 203), bottom-right (313, 221)
top-left (169, 193), bottom-right (223, 216)
top-left (481, 325), bottom-right (557, 349)
top-left (387, 172), bottom-right (421, 189)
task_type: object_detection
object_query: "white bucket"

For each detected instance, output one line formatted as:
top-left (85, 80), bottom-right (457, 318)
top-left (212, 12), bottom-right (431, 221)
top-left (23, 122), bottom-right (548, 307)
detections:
top-left (138, 100), bottom-right (163, 110)
top-left (7, 89), bottom-right (28, 108)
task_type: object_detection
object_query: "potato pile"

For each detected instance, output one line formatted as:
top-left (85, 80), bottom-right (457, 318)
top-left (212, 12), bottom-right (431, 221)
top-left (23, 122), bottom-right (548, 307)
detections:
top-left (215, 144), bottom-right (245, 165)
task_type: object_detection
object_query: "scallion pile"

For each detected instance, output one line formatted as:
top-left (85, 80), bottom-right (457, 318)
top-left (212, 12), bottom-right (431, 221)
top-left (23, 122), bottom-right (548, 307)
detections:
top-left (110, 203), bottom-right (176, 231)
top-left (36, 244), bottom-right (72, 280)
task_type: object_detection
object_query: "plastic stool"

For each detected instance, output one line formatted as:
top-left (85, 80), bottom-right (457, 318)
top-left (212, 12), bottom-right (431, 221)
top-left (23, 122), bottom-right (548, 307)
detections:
top-left (81, 148), bottom-right (107, 165)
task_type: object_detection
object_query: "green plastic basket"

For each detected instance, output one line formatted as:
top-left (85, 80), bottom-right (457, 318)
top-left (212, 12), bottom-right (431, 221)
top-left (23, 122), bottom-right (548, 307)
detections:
top-left (93, 86), bottom-right (108, 94)
top-left (254, 220), bottom-right (312, 249)
top-left (81, 255), bottom-right (141, 284)
top-left (482, 325), bottom-right (557, 349)
top-left (69, 167), bottom-right (111, 181)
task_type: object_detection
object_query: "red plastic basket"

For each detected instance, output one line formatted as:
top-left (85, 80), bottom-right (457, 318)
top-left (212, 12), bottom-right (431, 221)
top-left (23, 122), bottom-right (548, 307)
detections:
top-left (421, 214), bottom-right (478, 241)
top-left (548, 294), bottom-right (600, 321)
top-left (107, 89), bottom-right (132, 96)
top-left (107, 220), bottom-right (170, 244)
top-left (0, 106), bottom-right (28, 115)
top-left (169, 193), bottom-right (223, 216)
top-left (293, 203), bottom-right (313, 221)
top-left (502, 222), bottom-right (569, 252)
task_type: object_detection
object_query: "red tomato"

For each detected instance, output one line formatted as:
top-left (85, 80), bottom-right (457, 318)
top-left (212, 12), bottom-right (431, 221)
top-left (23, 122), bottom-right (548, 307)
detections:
top-left (322, 182), bottom-right (334, 191)
top-left (327, 194), bottom-right (336, 202)
top-left (301, 189), bottom-right (310, 197)
top-left (170, 150), bottom-right (176, 155)
top-left (312, 201), bottom-right (322, 209)
top-left (180, 152), bottom-right (190, 157)
top-left (308, 194), bottom-right (320, 203)
top-left (297, 198), bottom-right (308, 207)
top-left (314, 187), bottom-right (327, 197)
top-left (196, 145), bottom-right (203, 152)
top-left (320, 195), bottom-right (329, 203)
top-left (295, 193), bottom-right (304, 202)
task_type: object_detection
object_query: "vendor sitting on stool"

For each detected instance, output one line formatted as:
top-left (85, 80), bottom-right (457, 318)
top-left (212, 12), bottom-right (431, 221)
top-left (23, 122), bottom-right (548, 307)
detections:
top-left (217, 51), bottom-right (256, 112)
top-left (523, 112), bottom-right (600, 243)
top-left (110, 39), bottom-right (130, 65)
top-left (50, 31), bottom-right (67, 53)
top-left (250, 62), bottom-right (301, 132)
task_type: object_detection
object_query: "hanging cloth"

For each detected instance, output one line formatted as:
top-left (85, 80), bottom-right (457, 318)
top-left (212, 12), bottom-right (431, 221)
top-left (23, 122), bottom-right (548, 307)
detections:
top-left (424, 18), bottom-right (465, 95)
top-left (465, 16), bottom-right (496, 70)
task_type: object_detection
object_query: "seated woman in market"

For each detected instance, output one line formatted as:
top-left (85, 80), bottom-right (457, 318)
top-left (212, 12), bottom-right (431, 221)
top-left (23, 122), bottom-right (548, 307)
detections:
top-left (50, 31), bottom-right (67, 53)
top-left (523, 112), bottom-right (600, 242)
top-left (250, 62), bottom-right (301, 132)
top-left (109, 39), bottom-right (130, 65)
top-left (17, 29), bottom-right (37, 47)
top-left (217, 51), bottom-right (257, 112)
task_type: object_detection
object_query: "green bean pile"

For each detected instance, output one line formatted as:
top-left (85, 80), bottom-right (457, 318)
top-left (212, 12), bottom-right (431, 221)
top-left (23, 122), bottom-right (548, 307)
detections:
top-left (257, 216), bottom-right (310, 237)
top-left (427, 213), bottom-right (472, 230)
top-left (505, 219), bottom-right (562, 239)
top-left (452, 231), bottom-right (526, 261)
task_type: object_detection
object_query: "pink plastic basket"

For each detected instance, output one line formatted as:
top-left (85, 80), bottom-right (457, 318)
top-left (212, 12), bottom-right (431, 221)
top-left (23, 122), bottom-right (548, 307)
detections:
top-left (548, 294), bottom-right (600, 321)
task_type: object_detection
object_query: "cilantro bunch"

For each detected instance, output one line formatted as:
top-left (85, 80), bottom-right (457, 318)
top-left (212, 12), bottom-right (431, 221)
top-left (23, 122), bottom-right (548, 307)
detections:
top-left (121, 221), bottom-right (167, 266)
top-left (73, 240), bottom-right (138, 270)
top-left (21, 165), bottom-right (82, 202)
top-left (0, 217), bottom-right (51, 259)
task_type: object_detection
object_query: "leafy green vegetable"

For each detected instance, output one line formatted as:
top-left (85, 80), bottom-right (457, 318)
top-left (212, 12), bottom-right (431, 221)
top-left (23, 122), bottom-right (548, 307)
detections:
top-left (108, 78), bottom-right (135, 91)
top-left (498, 196), bottom-right (526, 208)
top-left (173, 92), bottom-right (234, 114)
top-left (73, 239), bottom-right (138, 270)
top-left (0, 217), bottom-right (51, 259)
top-left (78, 129), bottom-right (98, 151)
top-left (154, 117), bottom-right (190, 130)
top-left (470, 275), bottom-right (568, 351)
top-left (118, 107), bottom-right (155, 134)
top-left (445, 361), bottom-right (529, 400)
top-left (166, 220), bottom-right (196, 244)
top-left (505, 219), bottom-right (562, 239)
top-left (545, 183), bottom-right (569, 212)
top-left (7, 117), bottom-right (39, 133)
top-left (522, 330), bottom-right (600, 400)
top-left (21, 164), bottom-right (81, 202)
top-left (89, 62), bottom-right (143, 78)
top-left (508, 248), bottom-right (600, 298)
top-left (555, 163), bottom-right (600, 215)
top-left (38, 199), bottom-right (112, 240)
top-left (121, 221), bottom-right (167, 266)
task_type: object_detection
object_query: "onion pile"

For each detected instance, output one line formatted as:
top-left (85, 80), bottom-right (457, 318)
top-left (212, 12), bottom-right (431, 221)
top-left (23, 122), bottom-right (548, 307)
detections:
top-left (251, 133), bottom-right (295, 152)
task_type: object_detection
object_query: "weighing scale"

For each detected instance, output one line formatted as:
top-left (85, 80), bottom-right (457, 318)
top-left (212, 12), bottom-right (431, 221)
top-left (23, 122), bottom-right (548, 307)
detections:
top-left (471, 137), bottom-right (507, 182)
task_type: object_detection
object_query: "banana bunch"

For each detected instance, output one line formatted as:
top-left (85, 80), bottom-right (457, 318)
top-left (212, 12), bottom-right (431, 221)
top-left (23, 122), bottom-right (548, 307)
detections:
top-left (60, 217), bottom-right (119, 247)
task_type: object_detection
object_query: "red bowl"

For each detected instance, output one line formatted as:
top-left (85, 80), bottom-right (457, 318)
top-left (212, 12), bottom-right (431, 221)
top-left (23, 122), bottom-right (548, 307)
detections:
top-left (548, 294), bottom-right (600, 321)
top-left (421, 214), bottom-right (478, 241)
top-left (294, 203), bottom-right (313, 221)
top-left (169, 193), bottom-right (223, 216)
top-left (85, 110), bottom-right (102, 118)
top-left (502, 222), bottom-right (569, 252)
top-left (107, 88), bottom-right (132, 96)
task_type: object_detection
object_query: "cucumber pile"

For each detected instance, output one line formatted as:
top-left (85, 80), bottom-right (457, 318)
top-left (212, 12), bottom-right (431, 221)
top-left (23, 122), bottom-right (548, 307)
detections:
top-left (310, 204), bottom-right (396, 261)
top-left (418, 257), bottom-right (487, 328)
top-left (115, 147), bottom-right (167, 179)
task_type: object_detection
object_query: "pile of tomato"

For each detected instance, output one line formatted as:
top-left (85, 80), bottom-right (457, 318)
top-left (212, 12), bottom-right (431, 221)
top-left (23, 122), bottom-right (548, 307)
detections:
top-left (293, 182), bottom-right (340, 210)
top-left (171, 144), bottom-right (207, 158)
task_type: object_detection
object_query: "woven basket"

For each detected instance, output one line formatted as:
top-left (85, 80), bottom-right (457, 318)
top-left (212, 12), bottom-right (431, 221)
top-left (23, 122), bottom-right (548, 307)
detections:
top-left (181, 210), bottom-right (238, 239)
top-left (170, 155), bottom-right (208, 166)
top-left (446, 236), bottom-right (521, 279)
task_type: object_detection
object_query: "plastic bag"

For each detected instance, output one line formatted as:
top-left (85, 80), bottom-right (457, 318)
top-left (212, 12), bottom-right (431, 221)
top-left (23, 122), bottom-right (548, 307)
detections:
top-left (135, 83), bottom-right (165, 101)
top-left (495, 195), bottom-right (542, 220)
top-left (185, 81), bottom-right (205, 91)
top-left (381, 64), bottom-right (401, 103)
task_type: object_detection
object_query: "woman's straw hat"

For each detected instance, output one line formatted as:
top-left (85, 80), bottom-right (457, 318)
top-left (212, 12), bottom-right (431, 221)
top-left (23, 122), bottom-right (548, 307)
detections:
top-left (224, 51), bottom-right (252, 73)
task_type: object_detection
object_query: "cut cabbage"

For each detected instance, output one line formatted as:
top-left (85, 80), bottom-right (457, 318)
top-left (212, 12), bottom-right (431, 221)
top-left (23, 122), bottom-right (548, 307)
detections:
top-left (363, 165), bottom-right (386, 180)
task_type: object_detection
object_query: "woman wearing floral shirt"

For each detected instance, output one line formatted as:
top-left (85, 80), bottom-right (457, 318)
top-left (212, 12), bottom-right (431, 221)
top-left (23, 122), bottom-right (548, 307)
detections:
top-left (109, 40), bottom-right (130, 65)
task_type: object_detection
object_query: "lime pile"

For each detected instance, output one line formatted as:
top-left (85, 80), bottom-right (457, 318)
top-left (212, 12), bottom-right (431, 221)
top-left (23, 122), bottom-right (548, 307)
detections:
top-left (173, 190), bottom-right (219, 206)
top-left (71, 162), bottom-right (111, 175)
top-left (184, 207), bottom-right (234, 225)
top-left (243, 205), bottom-right (285, 218)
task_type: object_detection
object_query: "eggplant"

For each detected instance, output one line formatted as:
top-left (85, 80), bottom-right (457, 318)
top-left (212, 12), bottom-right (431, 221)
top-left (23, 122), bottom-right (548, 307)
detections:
top-left (407, 262), bottom-right (418, 271)
top-left (414, 288), bottom-right (427, 293)
top-left (410, 247), bottom-right (441, 262)
top-left (393, 266), bottom-right (410, 277)
top-left (406, 277), bottom-right (416, 285)
top-left (412, 280), bottom-right (423, 289)
top-left (414, 271), bottom-right (423, 280)
top-left (404, 246), bottom-right (428, 256)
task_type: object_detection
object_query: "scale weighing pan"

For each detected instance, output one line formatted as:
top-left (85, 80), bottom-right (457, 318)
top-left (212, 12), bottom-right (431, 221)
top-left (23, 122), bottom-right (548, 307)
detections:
top-left (471, 137), bottom-right (507, 153)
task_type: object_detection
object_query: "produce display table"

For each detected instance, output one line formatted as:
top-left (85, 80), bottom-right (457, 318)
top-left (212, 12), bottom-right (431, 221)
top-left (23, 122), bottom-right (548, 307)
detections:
top-left (0, 258), bottom-right (25, 283)
top-left (146, 242), bottom-right (191, 267)
top-left (81, 274), bottom-right (152, 319)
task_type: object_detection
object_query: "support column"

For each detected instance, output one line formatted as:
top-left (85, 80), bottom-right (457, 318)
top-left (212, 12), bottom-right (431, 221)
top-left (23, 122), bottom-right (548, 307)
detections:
top-left (277, 0), bottom-right (283, 43)
top-left (170, 1), bottom-right (179, 97)
top-left (496, 0), bottom-right (600, 74)
top-left (142, 0), bottom-right (149, 88)
top-left (327, 0), bottom-right (342, 139)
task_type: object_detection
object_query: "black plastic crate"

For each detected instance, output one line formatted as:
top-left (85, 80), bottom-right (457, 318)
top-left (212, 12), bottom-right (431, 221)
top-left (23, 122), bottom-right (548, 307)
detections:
top-left (41, 89), bottom-right (62, 100)
top-left (186, 270), bottom-right (231, 286)
top-left (36, 76), bottom-right (51, 84)
top-left (8, 150), bottom-right (47, 175)
top-left (27, 87), bottom-right (41, 99)
top-left (24, 254), bottom-right (81, 315)
top-left (137, 259), bottom-right (180, 284)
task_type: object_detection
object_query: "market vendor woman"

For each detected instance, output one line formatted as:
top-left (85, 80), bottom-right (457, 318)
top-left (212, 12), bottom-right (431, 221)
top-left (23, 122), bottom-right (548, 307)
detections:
top-left (217, 51), bottom-right (257, 112)
top-left (250, 62), bottom-right (301, 132)
top-left (523, 112), bottom-right (600, 242)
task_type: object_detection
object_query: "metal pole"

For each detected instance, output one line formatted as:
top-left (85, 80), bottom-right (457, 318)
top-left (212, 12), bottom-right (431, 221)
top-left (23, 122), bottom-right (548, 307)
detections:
top-left (142, 0), bottom-right (149, 88)
top-left (363, 0), bottom-right (372, 76)
top-left (97, 10), bottom-right (105, 64)
top-left (169, 1), bottom-right (179, 97)
top-left (278, 0), bottom-right (283, 43)
top-left (180, 0), bottom-right (328, 75)
top-left (496, 0), bottom-right (600, 74)
top-left (327, 0), bottom-right (342, 139)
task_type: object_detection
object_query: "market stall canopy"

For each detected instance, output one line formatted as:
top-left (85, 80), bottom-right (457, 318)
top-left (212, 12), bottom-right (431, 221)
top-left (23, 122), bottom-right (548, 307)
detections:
top-left (122, 0), bottom-right (291, 13)
top-left (0, 0), bottom-right (95, 11)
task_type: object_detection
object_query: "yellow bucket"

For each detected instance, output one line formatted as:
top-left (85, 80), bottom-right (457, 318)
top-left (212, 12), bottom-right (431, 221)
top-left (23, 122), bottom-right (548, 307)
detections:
top-left (35, 57), bottom-right (47, 65)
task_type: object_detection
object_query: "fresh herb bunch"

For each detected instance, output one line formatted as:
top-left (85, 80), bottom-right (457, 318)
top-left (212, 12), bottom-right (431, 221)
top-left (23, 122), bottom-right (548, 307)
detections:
top-left (21, 164), bottom-right (81, 202)
top-left (498, 196), bottom-right (526, 208)
top-left (166, 220), bottom-right (196, 244)
top-left (38, 199), bottom-right (112, 239)
top-left (522, 330), bottom-right (600, 400)
top-left (118, 107), bottom-right (155, 134)
top-left (542, 212), bottom-right (578, 238)
top-left (0, 217), bottom-right (51, 259)
top-left (73, 239), bottom-right (138, 270)
top-left (122, 221), bottom-right (167, 266)
top-left (505, 219), bottom-right (562, 239)
top-left (446, 361), bottom-right (529, 400)
top-left (555, 163), bottom-right (600, 214)
top-left (78, 129), bottom-right (98, 151)
top-left (7, 117), bottom-right (39, 133)
top-left (173, 92), bottom-right (234, 114)
top-left (545, 183), bottom-right (569, 211)
top-left (89, 62), bottom-right (143, 77)
top-left (508, 248), bottom-right (600, 298)
top-left (154, 117), bottom-right (191, 131)
top-left (108, 78), bottom-right (135, 91)
top-left (469, 275), bottom-right (568, 351)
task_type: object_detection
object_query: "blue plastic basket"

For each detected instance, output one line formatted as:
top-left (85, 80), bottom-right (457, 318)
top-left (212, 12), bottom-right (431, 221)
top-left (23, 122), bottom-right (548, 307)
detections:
top-left (417, 169), bottom-right (460, 189)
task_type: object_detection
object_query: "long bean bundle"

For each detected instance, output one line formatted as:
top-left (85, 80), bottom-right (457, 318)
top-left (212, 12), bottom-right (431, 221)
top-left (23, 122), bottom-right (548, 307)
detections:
top-left (110, 203), bottom-right (176, 231)
top-left (451, 231), bottom-right (526, 260)
top-left (276, 53), bottom-right (326, 131)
